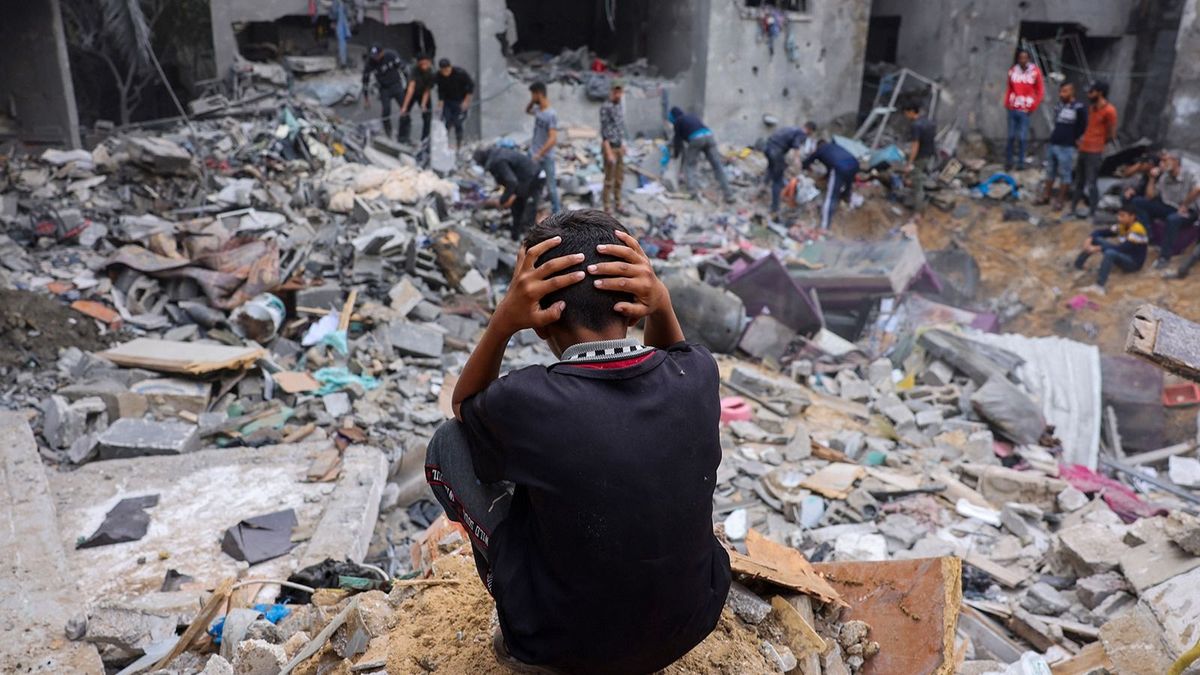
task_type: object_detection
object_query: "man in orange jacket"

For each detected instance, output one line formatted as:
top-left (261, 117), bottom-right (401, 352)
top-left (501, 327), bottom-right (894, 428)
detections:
top-left (1004, 48), bottom-right (1045, 171)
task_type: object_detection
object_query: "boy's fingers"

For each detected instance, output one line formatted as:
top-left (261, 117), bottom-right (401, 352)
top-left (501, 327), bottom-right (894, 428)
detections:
top-left (533, 270), bottom-right (586, 295)
top-left (531, 301), bottom-right (566, 327)
top-left (613, 301), bottom-right (651, 319)
top-left (533, 253), bottom-right (585, 278)
top-left (594, 243), bottom-right (642, 264)
top-left (613, 229), bottom-right (647, 257)
top-left (587, 261), bottom-right (641, 278)
top-left (525, 236), bottom-right (562, 263)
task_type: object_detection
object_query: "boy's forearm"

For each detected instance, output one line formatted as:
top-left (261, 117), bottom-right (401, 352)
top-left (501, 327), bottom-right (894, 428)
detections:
top-left (452, 323), bottom-right (515, 420)
top-left (643, 294), bottom-right (684, 349)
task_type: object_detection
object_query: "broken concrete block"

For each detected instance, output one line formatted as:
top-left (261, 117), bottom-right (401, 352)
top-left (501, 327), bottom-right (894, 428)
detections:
top-left (322, 392), bottom-right (351, 418)
top-left (922, 359), bottom-right (955, 386)
top-left (1092, 591), bottom-right (1136, 622)
top-left (458, 268), bottom-right (489, 296)
top-left (387, 321), bottom-right (445, 359)
top-left (970, 377), bottom-right (1045, 446)
top-left (1076, 572), bottom-right (1128, 610)
top-left (1142, 565), bottom-right (1200, 656)
top-left (1168, 455), bottom-right (1200, 488)
top-left (833, 532), bottom-right (888, 561)
top-left (784, 424), bottom-right (811, 461)
top-left (726, 581), bottom-right (771, 624)
top-left (295, 286), bottom-right (345, 310)
top-left (1164, 511), bottom-right (1200, 555)
top-left (1020, 582), bottom-right (1070, 616)
top-left (724, 509), bottom-right (749, 541)
top-left (877, 513), bottom-right (923, 550)
top-left (387, 278), bottom-right (424, 317)
top-left (129, 378), bottom-right (210, 416)
top-left (969, 464), bottom-right (1066, 512)
top-left (1098, 605), bottom-right (1175, 675)
top-left (839, 378), bottom-right (873, 403)
top-left (41, 395), bottom-right (74, 448)
top-left (915, 408), bottom-right (944, 428)
top-left (866, 358), bottom-right (893, 388)
top-left (1119, 536), bottom-right (1200, 593)
top-left (95, 418), bottom-right (199, 459)
top-left (1056, 486), bottom-right (1089, 513)
top-left (738, 314), bottom-right (796, 362)
top-left (881, 403), bottom-right (915, 427)
top-left (1056, 523), bottom-right (1131, 577)
top-left (84, 605), bottom-right (179, 662)
top-left (233, 638), bottom-right (287, 675)
top-left (201, 654), bottom-right (234, 675)
top-left (125, 136), bottom-right (192, 174)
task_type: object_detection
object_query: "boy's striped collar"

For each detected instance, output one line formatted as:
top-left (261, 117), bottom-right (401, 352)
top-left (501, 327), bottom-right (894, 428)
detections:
top-left (558, 338), bottom-right (652, 364)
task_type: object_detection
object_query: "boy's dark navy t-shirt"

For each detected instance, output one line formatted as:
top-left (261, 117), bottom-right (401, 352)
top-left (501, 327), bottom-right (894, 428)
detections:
top-left (459, 342), bottom-right (731, 675)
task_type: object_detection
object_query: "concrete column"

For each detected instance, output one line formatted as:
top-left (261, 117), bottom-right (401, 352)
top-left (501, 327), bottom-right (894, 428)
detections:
top-left (0, 0), bottom-right (80, 147)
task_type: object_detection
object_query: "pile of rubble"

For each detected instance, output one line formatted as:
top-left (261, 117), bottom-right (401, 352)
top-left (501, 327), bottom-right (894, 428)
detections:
top-left (4, 68), bottom-right (1200, 674)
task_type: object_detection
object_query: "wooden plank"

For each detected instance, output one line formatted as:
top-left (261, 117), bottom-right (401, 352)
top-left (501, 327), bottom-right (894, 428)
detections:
top-left (1126, 441), bottom-right (1197, 466)
top-left (957, 605), bottom-right (1024, 664)
top-left (101, 338), bottom-right (264, 375)
top-left (771, 595), bottom-right (828, 655)
top-left (154, 578), bottom-right (234, 669)
top-left (741, 529), bottom-right (845, 606)
top-left (812, 557), bottom-right (962, 675)
top-left (1126, 304), bottom-right (1200, 381)
top-left (1051, 641), bottom-right (1113, 675)
top-left (964, 553), bottom-right (1028, 589)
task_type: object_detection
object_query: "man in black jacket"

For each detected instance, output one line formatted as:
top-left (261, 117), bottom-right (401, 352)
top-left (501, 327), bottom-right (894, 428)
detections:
top-left (361, 44), bottom-right (408, 139)
top-left (474, 145), bottom-right (546, 240)
top-left (436, 58), bottom-right (475, 149)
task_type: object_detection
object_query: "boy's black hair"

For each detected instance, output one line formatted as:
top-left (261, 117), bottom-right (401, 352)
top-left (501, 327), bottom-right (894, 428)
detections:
top-left (1117, 202), bottom-right (1137, 216)
top-left (529, 81), bottom-right (548, 96)
top-left (522, 209), bottom-right (635, 332)
top-left (901, 99), bottom-right (922, 114)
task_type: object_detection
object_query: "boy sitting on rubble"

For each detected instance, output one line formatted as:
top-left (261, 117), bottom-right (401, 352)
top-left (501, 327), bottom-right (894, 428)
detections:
top-left (425, 209), bottom-right (731, 674)
top-left (1073, 202), bottom-right (1148, 295)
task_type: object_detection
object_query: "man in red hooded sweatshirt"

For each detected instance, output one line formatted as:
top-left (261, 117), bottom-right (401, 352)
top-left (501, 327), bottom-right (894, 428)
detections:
top-left (1004, 48), bottom-right (1045, 171)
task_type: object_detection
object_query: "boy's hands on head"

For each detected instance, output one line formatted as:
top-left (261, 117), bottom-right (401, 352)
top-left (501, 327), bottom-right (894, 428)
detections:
top-left (492, 236), bottom-right (586, 335)
top-left (588, 230), bottom-right (669, 321)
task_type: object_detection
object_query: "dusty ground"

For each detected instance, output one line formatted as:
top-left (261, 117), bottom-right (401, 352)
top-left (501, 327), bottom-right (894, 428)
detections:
top-left (380, 552), bottom-right (776, 674)
top-left (0, 289), bottom-right (105, 373)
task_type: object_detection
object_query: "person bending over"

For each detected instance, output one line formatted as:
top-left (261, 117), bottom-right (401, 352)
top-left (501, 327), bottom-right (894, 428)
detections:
top-left (425, 209), bottom-right (731, 674)
top-left (1073, 202), bottom-right (1148, 296)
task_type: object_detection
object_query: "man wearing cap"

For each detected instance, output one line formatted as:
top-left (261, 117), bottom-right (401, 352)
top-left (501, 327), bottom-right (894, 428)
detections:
top-left (361, 44), bottom-right (408, 140)
top-left (435, 58), bottom-right (475, 150)
top-left (1071, 81), bottom-right (1118, 219)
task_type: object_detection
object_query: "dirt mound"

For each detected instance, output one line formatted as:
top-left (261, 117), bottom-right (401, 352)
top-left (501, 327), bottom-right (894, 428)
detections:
top-left (383, 552), bottom-right (774, 674)
top-left (0, 289), bottom-right (107, 372)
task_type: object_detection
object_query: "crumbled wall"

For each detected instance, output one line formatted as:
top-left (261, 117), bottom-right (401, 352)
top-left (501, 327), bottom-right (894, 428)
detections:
top-left (1165, 0), bottom-right (1200, 151)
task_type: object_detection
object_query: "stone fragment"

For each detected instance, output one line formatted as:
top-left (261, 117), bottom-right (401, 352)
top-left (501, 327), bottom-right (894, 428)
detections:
top-left (1056, 523), bottom-right (1130, 577)
top-left (281, 631), bottom-right (310, 659)
top-left (1056, 486), bottom-right (1089, 512)
top-left (1098, 605), bottom-right (1175, 675)
top-left (95, 418), bottom-right (199, 459)
top-left (922, 359), bottom-right (955, 386)
top-left (295, 286), bottom-right (344, 310)
top-left (1020, 582), bottom-right (1070, 616)
top-left (1142, 565), bottom-right (1200, 656)
top-left (1092, 591), bottom-right (1136, 622)
top-left (833, 532), bottom-right (888, 561)
top-left (322, 392), bottom-right (351, 418)
top-left (387, 321), bottom-right (445, 358)
top-left (726, 582), bottom-right (771, 624)
top-left (233, 638), bottom-right (287, 675)
top-left (738, 314), bottom-right (796, 362)
top-left (724, 509), bottom-right (748, 541)
top-left (866, 358), bottom-right (893, 388)
top-left (201, 655), bottom-right (234, 675)
top-left (1076, 572), bottom-right (1127, 610)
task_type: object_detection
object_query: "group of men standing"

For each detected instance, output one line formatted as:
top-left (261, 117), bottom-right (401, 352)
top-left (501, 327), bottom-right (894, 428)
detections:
top-left (361, 46), bottom-right (475, 150)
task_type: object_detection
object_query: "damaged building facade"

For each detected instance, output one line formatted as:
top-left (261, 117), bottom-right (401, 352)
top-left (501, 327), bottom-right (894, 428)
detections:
top-left (209, 0), bottom-right (870, 145)
top-left (864, 0), bottom-right (1198, 148)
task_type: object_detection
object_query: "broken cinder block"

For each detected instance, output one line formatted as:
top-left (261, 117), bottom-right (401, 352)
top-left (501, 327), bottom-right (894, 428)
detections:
top-left (95, 418), bottom-right (200, 459)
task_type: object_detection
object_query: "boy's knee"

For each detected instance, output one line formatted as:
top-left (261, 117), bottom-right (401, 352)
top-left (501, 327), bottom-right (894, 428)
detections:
top-left (426, 420), bottom-right (469, 467)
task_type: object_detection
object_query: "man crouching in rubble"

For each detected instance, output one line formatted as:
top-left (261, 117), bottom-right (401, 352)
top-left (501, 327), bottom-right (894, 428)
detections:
top-left (425, 209), bottom-right (731, 674)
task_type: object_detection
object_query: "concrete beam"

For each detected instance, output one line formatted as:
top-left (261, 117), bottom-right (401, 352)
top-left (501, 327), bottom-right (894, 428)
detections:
top-left (0, 413), bottom-right (103, 673)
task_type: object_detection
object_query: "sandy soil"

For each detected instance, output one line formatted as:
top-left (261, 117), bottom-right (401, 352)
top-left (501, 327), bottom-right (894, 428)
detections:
top-left (0, 289), bottom-right (105, 374)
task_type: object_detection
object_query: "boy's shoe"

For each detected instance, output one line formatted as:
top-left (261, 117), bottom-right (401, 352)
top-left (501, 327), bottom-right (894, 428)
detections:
top-left (1080, 284), bottom-right (1107, 296)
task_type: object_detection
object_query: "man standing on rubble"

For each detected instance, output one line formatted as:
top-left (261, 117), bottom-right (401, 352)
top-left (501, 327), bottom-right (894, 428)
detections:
top-left (526, 82), bottom-right (561, 213)
top-left (903, 101), bottom-right (938, 214)
top-left (399, 54), bottom-right (436, 148)
top-left (425, 209), bottom-right (730, 673)
top-left (803, 137), bottom-right (861, 231)
top-left (436, 58), bottom-right (475, 150)
top-left (361, 44), bottom-right (408, 140)
top-left (1071, 81), bottom-right (1118, 220)
top-left (763, 122), bottom-right (813, 216)
top-left (1003, 48), bottom-right (1045, 171)
top-left (474, 145), bottom-right (546, 240)
top-left (1039, 82), bottom-right (1088, 211)
top-left (599, 81), bottom-right (628, 214)
top-left (669, 106), bottom-right (735, 204)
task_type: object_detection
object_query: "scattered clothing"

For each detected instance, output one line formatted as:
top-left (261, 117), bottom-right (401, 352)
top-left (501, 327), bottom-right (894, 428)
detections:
top-left (437, 340), bottom-right (730, 674)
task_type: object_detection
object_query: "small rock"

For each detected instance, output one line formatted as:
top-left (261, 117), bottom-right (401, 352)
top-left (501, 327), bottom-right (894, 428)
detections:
top-left (833, 532), bottom-right (888, 561)
top-left (201, 655), bottom-right (235, 675)
top-left (233, 639), bottom-right (286, 675)
top-left (244, 618), bottom-right (283, 644)
top-left (1076, 572), bottom-right (1127, 610)
top-left (726, 581), bottom-right (771, 624)
top-left (1021, 582), bottom-right (1070, 616)
top-left (281, 631), bottom-right (310, 659)
top-left (724, 509), bottom-right (749, 541)
top-left (866, 358), bottom-right (893, 388)
top-left (379, 482), bottom-right (402, 514)
top-left (322, 392), bottom-right (351, 418)
top-left (1056, 486), bottom-right (1089, 512)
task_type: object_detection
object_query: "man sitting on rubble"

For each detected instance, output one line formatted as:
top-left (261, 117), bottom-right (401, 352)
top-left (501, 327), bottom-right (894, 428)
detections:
top-left (474, 145), bottom-right (547, 241)
top-left (1129, 152), bottom-right (1200, 272)
top-left (1073, 202), bottom-right (1148, 296)
top-left (669, 106), bottom-right (735, 204)
top-left (425, 209), bottom-right (731, 674)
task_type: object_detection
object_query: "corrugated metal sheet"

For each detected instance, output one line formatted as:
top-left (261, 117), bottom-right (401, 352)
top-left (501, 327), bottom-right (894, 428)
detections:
top-left (972, 332), bottom-right (1102, 469)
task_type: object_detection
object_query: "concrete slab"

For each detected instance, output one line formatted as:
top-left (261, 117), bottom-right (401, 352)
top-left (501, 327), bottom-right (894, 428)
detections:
top-left (1142, 566), bottom-right (1200, 656)
top-left (48, 442), bottom-right (387, 610)
top-left (0, 412), bottom-right (104, 673)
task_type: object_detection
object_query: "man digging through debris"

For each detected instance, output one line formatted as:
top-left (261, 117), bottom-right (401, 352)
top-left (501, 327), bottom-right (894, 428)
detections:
top-left (425, 210), bottom-right (732, 673)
